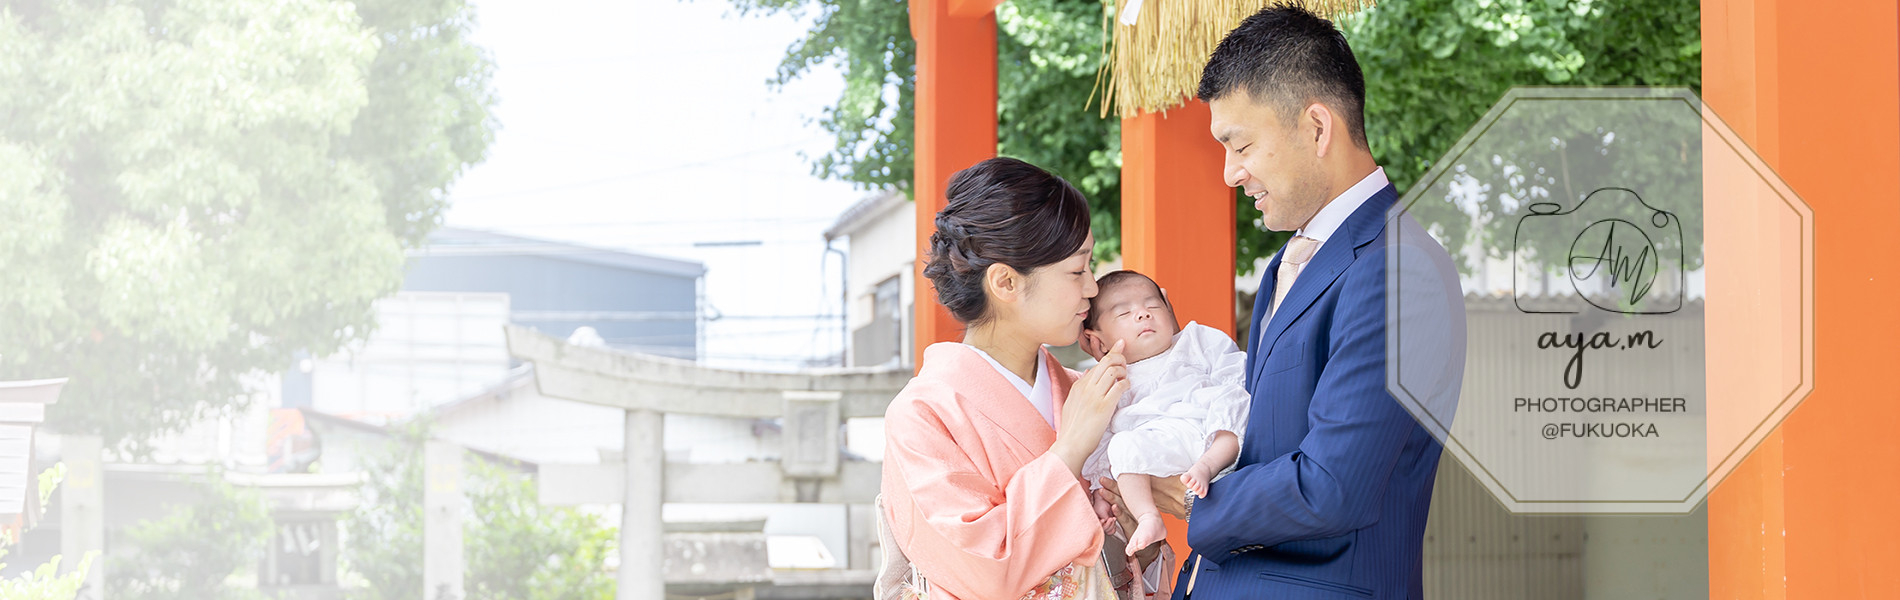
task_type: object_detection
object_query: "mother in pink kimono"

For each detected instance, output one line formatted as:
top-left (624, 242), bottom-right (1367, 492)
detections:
top-left (878, 157), bottom-right (1148, 600)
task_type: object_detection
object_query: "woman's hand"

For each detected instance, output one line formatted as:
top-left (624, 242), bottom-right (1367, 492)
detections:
top-left (1051, 340), bottom-right (1129, 477)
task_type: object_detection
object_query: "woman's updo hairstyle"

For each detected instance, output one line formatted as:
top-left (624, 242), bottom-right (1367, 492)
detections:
top-left (923, 157), bottom-right (1092, 326)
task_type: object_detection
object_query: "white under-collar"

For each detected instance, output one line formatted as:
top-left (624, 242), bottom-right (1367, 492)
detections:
top-left (1296, 166), bottom-right (1388, 243)
top-left (963, 344), bottom-right (1055, 428)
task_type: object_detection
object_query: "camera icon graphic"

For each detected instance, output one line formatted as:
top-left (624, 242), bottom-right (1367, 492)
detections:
top-left (1513, 187), bottom-right (1684, 315)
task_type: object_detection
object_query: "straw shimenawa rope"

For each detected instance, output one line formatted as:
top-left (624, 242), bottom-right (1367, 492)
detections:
top-left (1094, 0), bottom-right (1374, 119)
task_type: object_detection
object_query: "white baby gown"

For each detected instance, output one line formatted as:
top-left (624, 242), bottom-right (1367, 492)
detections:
top-left (1083, 321), bottom-right (1251, 485)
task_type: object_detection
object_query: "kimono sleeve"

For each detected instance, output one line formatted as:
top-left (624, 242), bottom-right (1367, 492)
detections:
top-left (885, 400), bottom-right (1105, 599)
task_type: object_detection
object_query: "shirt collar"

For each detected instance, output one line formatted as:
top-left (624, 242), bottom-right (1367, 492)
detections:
top-left (1296, 166), bottom-right (1387, 243)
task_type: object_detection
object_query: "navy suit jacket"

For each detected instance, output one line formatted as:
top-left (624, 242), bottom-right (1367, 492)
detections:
top-left (1172, 184), bottom-right (1465, 600)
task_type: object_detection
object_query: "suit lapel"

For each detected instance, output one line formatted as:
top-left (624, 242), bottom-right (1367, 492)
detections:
top-left (1248, 185), bottom-right (1401, 385)
top-left (1246, 255), bottom-right (1280, 389)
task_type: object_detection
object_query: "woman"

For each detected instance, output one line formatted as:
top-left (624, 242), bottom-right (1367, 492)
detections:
top-left (878, 157), bottom-right (1155, 600)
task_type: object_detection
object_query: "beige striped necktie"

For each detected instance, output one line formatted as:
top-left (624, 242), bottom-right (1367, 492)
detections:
top-left (1258, 235), bottom-right (1321, 351)
top-left (1270, 235), bottom-right (1322, 317)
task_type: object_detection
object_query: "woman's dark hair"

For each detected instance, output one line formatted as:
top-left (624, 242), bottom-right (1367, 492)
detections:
top-left (923, 157), bottom-right (1092, 326)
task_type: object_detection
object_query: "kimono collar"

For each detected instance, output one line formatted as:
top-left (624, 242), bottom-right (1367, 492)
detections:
top-left (919, 342), bottom-right (1075, 451)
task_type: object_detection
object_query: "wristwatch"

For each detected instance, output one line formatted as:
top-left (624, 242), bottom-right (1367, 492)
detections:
top-left (1183, 489), bottom-right (1195, 523)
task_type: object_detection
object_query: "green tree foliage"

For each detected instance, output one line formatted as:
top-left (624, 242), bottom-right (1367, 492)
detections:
top-left (464, 460), bottom-right (616, 600)
top-left (108, 473), bottom-right (274, 600)
top-left (343, 431), bottom-right (616, 600)
top-left (0, 0), bottom-right (497, 449)
top-left (729, 0), bottom-right (1698, 276)
top-left (0, 465), bottom-right (94, 600)
top-left (1344, 0), bottom-right (1701, 261)
top-left (342, 430), bottom-right (425, 600)
top-left (0, 553), bottom-right (93, 600)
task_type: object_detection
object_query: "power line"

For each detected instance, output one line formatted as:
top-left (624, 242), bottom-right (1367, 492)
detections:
top-left (452, 138), bottom-right (824, 203)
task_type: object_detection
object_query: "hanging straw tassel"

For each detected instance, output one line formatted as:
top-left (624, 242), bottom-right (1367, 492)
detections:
top-left (1095, 0), bottom-right (1375, 119)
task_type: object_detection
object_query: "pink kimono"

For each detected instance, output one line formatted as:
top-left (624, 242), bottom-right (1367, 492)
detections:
top-left (881, 342), bottom-right (1105, 600)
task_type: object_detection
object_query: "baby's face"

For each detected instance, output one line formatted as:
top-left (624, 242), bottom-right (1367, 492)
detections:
top-left (1083, 279), bottom-right (1179, 363)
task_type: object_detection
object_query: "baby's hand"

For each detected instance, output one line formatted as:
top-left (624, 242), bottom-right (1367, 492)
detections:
top-left (1181, 463), bottom-right (1215, 498)
top-left (1091, 489), bottom-right (1118, 533)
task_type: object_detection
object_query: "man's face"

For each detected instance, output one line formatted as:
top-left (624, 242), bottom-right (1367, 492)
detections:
top-left (1210, 88), bottom-right (1331, 232)
top-left (1083, 279), bottom-right (1178, 363)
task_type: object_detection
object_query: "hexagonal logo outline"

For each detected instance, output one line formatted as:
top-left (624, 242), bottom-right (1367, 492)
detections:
top-left (1384, 86), bottom-right (1815, 514)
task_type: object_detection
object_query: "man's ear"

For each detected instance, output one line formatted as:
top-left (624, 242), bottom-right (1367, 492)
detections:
top-left (1307, 102), bottom-right (1336, 159)
top-left (1080, 330), bottom-right (1107, 360)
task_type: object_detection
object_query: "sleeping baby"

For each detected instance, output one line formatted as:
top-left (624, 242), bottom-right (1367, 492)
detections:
top-left (1080, 270), bottom-right (1250, 554)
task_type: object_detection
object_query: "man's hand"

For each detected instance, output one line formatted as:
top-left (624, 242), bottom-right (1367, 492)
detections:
top-left (1099, 476), bottom-right (1188, 521)
top-left (1097, 477), bottom-right (1173, 581)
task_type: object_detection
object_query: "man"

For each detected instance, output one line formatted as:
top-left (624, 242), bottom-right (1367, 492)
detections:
top-left (1130, 5), bottom-right (1465, 599)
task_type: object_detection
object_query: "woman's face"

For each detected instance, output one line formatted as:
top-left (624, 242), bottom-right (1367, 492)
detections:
top-left (1013, 232), bottom-right (1098, 347)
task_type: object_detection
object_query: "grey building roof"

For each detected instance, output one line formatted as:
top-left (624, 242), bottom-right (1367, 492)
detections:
top-left (823, 190), bottom-right (907, 241)
top-left (413, 227), bottom-right (706, 279)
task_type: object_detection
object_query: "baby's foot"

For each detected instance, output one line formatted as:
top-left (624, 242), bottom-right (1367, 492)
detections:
top-left (1126, 513), bottom-right (1167, 556)
top-left (1182, 463), bottom-right (1215, 498)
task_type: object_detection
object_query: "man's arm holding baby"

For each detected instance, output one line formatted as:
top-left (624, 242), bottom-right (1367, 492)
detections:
top-left (1183, 258), bottom-right (1416, 560)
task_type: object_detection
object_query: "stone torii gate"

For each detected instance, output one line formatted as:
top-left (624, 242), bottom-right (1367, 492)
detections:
top-left (503, 324), bottom-right (910, 599)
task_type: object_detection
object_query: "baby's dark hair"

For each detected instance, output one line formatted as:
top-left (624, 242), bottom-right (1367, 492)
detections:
top-left (1084, 270), bottom-right (1166, 330)
top-left (923, 157), bottom-right (1092, 326)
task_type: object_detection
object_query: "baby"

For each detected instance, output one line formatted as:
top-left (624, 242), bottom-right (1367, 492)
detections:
top-left (1080, 270), bottom-right (1250, 554)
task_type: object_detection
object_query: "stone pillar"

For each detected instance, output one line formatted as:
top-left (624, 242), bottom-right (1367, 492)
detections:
top-left (59, 434), bottom-right (103, 599)
top-left (620, 409), bottom-right (665, 600)
top-left (423, 441), bottom-right (465, 600)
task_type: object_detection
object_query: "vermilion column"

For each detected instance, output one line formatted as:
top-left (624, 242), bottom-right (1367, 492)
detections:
top-left (1120, 102), bottom-right (1238, 335)
top-left (910, 0), bottom-right (998, 364)
top-left (1121, 100), bottom-right (1237, 577)
top-left (1705, 0), bottom-right (1900, 597)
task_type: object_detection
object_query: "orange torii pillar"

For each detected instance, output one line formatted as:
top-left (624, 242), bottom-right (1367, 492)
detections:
top-left (1704, 0), bottom-right (1900, 597)
top-left (910, 0), bottom-right (999, 361)
top-left (1121, 101), bottom-right (1238, 579)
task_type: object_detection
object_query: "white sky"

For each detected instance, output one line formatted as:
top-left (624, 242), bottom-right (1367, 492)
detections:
top-left (446, 0), bottom-right (868, 370)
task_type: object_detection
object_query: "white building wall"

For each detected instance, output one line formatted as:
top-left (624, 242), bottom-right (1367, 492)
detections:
top-left (840, 199), bottom-right (915, 368)
top-left (309, 292), bottom-right (513, 423)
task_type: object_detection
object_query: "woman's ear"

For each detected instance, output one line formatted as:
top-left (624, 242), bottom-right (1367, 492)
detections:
top-left (984, 263), bottom-right (1022, 304)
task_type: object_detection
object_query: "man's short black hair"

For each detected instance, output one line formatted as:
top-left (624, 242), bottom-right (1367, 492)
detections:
top-left (1197, 3), bottom-right (1368, 149)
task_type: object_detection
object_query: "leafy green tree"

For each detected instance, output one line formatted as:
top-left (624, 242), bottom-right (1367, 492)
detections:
top-left (1344, 0), bottom-right (1701, 262)
top-left (341, 429), bottom-right (426, 600)
top-left (729, 0), bottom-right (1698, 276)
top-left (107, 472), bottom-right (273, 600)
top-left (0, 0), bottom-right (497, 450)
top-left (343, 430), bottom-right (616, 600)
top-left (464, 460), bottom-right (615, 600)
top-left (0, 465), bottom-right (94, 600)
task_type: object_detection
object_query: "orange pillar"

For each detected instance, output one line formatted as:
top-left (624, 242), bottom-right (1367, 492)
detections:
top-left (1120, 102), bottom-right (1238, 335)
top-left (1121, 100), bottom-right (1237, 578)
top-left (1705, 0), bottom-right (1900, 597)
top-left (910, 0), bottom-right (998, 363)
